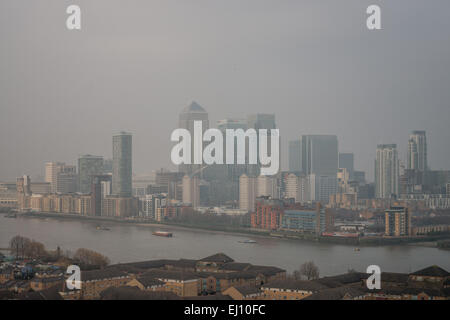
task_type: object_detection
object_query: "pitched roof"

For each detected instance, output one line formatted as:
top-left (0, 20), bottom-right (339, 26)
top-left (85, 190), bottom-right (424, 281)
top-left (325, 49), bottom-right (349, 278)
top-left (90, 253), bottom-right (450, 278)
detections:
top-left (219, 262), bottom-right (252, 272)
top-left (182, 101), bottom-right (206, 113)
top-left (200, 253), bottom-right (234, 264)
top-left (197, 271), bottom-right (257, 280)
top-left (316, 272), bottom-right (368, 286)
top-left (303, 286), bottom-right (365, 300)
top-left (111, 259), bottom-right (169, 271)
top-left (100, 286), bottom-right (180, 300)
top-left (18, 285), bottom-right (63, 300)
top-left (246, 265), bottom-right (285, 276)
top-left (81, 268), bottom-right (129, 282)
top-left (410, 266), bottom-right (450, 277)
top-left (381, 272), bottom-right (409, 284)
top-left (135, 276), bottom-right (165, 288)
top-left (232, 285), bottom-right (262, 296)
top-left (142, 269), bottom-right (199, 281)
top-left (262, 280), bottom-right (328, 292)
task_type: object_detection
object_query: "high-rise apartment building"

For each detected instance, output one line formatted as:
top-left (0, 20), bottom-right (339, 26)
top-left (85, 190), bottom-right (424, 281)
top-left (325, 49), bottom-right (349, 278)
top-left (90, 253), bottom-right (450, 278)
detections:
top-left (385, 207), bottom-right (411, 236)
top-left (78, 155), bottom-right (104, 194)
top-left (407, 130), bottom-right (427, 171)
top-left (239, 174), bottom-right (256, 212)
top-left (284, 173), bottom-right (307, 203)
top-left (375, 144), bottom-right (399, 199)
top-left (112, 132), bottom-right (132, 197)
top-left (182, 175), bottom-right (200, 208)
top-left (256, 175), bottom-right (278, 199)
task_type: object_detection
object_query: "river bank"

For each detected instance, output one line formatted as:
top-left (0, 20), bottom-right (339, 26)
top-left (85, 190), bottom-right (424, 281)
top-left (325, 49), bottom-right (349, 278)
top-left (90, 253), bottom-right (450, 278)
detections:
top-left (7, 212), bottom-right (450, 248)
top-left (2, 213), bottom-right (449, 275)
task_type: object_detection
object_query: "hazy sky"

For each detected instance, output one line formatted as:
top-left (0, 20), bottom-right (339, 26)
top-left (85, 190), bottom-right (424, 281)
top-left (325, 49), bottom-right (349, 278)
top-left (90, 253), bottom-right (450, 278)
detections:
top-left (1, 0), bottom-right (450, 181)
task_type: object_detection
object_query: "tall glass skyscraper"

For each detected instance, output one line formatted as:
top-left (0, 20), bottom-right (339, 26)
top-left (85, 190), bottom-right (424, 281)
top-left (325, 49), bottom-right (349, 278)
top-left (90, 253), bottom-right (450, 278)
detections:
top-left (78, 155), bottom-right (103, 194)
top-left (246, 114), bottom-right (277, 177)
top-left (112, 132), bottom-right (132, 197)
top-left (291, 135), bottom-right (339, 176)
top-left (178, 101), bottom-right (209, 177)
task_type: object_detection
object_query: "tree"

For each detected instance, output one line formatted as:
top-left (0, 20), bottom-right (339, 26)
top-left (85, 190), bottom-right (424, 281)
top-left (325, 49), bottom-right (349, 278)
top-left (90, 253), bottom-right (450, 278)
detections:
top-left (24, 240), bottom-right (48, 259)
top-left (73, 248), bottom-right (110, 268)
top-left (298, 261), bottom-right (320, 280)
top-left (9, 235), bottom-right (31, 259)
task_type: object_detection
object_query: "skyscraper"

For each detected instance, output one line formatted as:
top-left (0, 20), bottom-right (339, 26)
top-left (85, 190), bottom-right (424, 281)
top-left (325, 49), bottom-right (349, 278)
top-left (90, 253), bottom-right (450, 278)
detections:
top-left (182, 175), bottom-right (199, 208)
top-left (293, 135), bottom-right (338, 176)
top-left (216, 118), bottom-right (248, 181)
top-left (407, 130), bottom-right (427, 171)
top-left (288, 140), bottom-right (302, 172)
top-left (338, 153), bottom-right (354, 178)
top-left (112, 132), bottom-right (132, 197)
top-left (375, 144), bottom-right (399, 199)
top-left (239, 174), bottom-right (256, 212)
top-left (178, 101), bottom-right (209, 177)
top-left (78, 155), bottom-right (104, 194)
top-left (246, 114), bottom-right (277, 176)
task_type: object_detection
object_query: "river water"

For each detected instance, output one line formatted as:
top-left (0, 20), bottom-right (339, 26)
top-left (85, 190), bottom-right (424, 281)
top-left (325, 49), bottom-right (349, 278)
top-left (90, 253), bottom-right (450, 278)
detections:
top-left (0, 215), bottom-right (448, 275)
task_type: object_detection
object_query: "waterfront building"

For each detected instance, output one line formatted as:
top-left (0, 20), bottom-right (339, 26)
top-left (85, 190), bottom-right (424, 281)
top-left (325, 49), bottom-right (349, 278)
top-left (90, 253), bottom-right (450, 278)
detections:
top-left (281, 204), bottom-right (333, 235)
top-left (250, 197), bottom-right (284, 230)
top-left (385, 207), bottom-right (411, 236)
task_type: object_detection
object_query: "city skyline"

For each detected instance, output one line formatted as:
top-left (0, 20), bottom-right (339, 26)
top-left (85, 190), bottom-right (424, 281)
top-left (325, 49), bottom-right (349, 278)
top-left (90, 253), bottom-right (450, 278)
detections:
top-left (2, 1), bottom-right (450, 181)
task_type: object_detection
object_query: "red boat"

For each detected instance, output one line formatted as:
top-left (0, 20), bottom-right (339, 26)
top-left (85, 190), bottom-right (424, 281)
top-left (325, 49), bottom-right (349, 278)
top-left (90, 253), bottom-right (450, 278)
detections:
top-left (152, 231), bottom-right (173, 237)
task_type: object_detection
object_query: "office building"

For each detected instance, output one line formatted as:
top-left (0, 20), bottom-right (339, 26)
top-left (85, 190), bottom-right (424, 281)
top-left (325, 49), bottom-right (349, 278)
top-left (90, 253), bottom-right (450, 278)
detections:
top-left (246, 114), bottom-right (277, 176)
top-left (46, 162), bottom-right (77, 193)
top-left (112, 132), bottom-right (132, 197)
top-left (78, 155), bottom-right (104, 194)
top-left (178, 101), bottom-right (209, 177)
top-left (308, 174), bottom-right (337, 203)
top-left (339, 153), bottom-right (354, 178)
top-left (290, 135), bottom-right (338, 176)
top-left (289, 140), bottom-right (302, 172)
